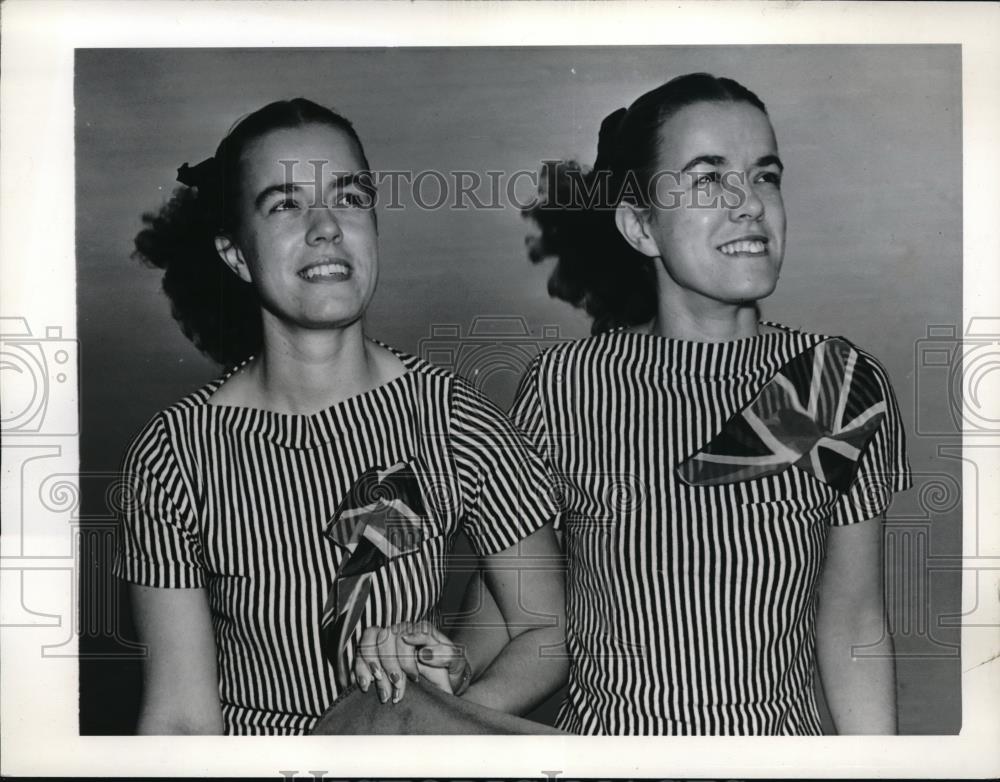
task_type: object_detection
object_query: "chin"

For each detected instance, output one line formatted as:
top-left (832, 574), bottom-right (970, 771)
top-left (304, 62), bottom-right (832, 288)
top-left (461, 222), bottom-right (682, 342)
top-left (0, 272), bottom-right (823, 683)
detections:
top-left (745, 272), bottom-right (780, 298)
top-left (727, 281), bottom-right (779, 305)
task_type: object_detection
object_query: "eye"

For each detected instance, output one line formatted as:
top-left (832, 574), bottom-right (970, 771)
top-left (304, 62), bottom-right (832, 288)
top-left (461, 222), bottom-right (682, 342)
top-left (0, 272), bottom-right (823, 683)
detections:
top-left (332, 190), bottom-right (373, 209)
top-left (270, 197), bottom-right (302, 213)
top-left (691, 171), bottom-right (721, 187)
top-left (756, 170), bottom-right (783, 187)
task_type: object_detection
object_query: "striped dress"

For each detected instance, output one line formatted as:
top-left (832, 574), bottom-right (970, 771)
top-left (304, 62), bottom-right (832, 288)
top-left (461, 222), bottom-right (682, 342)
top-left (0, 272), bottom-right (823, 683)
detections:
top-left (509, 324), bottom-right (911, 735)
top-left (114, 349), bottom-right (557, 735)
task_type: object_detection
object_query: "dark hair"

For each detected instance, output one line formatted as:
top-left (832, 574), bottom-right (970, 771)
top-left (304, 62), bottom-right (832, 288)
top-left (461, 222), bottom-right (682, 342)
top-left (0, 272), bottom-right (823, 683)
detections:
top-left (133, 98), bottom-right (371, 366)
top-left (524, 73), bottom-right (768, 334)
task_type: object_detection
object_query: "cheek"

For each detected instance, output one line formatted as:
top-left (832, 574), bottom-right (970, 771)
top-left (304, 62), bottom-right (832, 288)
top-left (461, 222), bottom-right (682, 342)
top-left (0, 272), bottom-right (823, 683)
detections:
top-left (766, 192), bottom-right (786, 227)
top-left (671, 210), bottom-right (716, 249)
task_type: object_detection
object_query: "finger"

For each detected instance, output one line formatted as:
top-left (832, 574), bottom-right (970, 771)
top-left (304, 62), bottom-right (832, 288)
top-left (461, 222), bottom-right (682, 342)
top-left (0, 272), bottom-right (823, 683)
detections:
top-left (376, 627), bottom-right (408, 704)
top-left (416, 642), bottom-right (462, 671)
top-left (400, 622), bottom-right (450, 648)
top-left (422, 642), bottom-right (470, 693)
top-left (354, 626), bottom-right (383, 694)
top-left (401, 619), bottom-right (437, 642)
top-left (392, 623), bottom-right (421, 683)
top-left (417, 659), bottom-right (454, 694)
top-left (370, 627), bottom-right (395, 704)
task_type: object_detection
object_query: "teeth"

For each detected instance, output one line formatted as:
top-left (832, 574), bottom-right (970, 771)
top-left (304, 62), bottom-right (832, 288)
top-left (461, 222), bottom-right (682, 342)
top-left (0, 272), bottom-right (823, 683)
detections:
top-left (301, 262), bottom-right (349, 279)
top-left (719, 240), bottom-right (767, 255)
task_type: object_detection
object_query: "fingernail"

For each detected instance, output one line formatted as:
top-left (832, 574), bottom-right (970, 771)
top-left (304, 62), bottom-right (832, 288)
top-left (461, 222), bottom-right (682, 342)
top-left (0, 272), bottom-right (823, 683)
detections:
top-left (379, 689), bottom-right (388, 704)
top-left (370, 664), bottom-right (383, 680)
top-left (418, 647), bottom-right (434, 664)
top-left (392, 691), bottom-right (402, 704)
top-left (376, 628), bottom-right (388, 643)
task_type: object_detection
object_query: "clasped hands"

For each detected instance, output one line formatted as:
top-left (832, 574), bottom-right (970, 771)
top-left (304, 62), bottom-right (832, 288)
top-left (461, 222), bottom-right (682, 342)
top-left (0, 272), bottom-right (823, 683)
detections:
top-left (352, 620), bottom-right (471, 705)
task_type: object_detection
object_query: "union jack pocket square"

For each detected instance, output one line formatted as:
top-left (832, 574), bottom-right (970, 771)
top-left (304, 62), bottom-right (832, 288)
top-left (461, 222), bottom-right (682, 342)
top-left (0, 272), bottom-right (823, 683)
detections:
top-left (320, 461), bottom-right (431, 688)
top-left (677, 339), bottom-right (886, 492)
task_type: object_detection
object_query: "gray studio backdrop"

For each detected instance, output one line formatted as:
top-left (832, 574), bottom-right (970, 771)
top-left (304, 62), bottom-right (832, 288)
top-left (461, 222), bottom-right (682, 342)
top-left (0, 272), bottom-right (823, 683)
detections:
top-left (76, 46), bottom-right (962, 734)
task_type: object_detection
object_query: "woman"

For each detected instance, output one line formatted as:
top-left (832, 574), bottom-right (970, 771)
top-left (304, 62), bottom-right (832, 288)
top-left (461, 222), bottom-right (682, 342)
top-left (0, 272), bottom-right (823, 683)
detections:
top-left (435, 73), bottom-right (911, 735)
top-left (524, 72), bottom-right (913, 735)
top-left (114, 98), bottom-right (565, 735)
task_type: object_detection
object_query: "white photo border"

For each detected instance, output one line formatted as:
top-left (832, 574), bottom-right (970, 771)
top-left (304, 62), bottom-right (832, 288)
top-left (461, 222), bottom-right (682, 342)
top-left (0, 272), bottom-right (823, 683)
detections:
top-left (1, 0), bottom-right (998, 778)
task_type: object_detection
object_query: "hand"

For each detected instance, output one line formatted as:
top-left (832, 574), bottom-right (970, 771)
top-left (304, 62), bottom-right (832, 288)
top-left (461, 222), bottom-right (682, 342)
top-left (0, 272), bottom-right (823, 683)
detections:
top-left (352, 621), bottom-right (470, 705)
top-left (402, 621), bottom-right (472, 697)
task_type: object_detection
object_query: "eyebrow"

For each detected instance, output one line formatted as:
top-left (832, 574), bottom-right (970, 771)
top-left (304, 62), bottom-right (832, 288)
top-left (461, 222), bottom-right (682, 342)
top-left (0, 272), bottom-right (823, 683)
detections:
top-left (680, 155), bottom-right (726, 173)
top-left (756, 154), bottom-right (785, 172)
top-left (253, 172), bottom-right (368, 210)
top-left (254, 182), bottom-right (300, 210)
top-left (679, 154), bottom-right (785, 173)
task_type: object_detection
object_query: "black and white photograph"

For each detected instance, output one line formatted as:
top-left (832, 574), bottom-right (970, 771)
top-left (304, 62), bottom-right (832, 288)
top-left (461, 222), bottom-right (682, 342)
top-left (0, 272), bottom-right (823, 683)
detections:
top-left (1, 1), bottom-right (998, 779)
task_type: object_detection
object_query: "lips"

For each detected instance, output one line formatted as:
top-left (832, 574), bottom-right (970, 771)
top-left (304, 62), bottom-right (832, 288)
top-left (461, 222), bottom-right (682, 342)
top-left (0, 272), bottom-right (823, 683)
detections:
top-left (717, 235), bottom-right (769, 256)
top-left (298, 258), bottom-right (352, 281)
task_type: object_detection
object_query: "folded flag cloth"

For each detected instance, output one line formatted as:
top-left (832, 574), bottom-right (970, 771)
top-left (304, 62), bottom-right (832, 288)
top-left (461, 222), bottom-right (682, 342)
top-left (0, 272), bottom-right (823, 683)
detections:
top-left (311, 680), bottom-right (565, 735)
top-left (678, 338), bottom-right (886, 492)
top-left (321, 462), bottom-right (431, 689)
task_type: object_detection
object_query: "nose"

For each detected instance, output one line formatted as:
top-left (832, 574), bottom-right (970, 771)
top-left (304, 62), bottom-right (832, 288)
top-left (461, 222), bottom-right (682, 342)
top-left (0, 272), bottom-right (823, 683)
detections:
top-left (729, 177), bottom-right (765, 222)
top-left (306, 205), bottom-right (343, 245)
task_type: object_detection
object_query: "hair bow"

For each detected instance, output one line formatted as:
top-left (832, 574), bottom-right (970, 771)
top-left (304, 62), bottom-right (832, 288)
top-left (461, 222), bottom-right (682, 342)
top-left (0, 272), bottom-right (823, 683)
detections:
top-left (594, 106), bottom-right (627, 170)
top-left (176, 156), bottom-right (218, 189)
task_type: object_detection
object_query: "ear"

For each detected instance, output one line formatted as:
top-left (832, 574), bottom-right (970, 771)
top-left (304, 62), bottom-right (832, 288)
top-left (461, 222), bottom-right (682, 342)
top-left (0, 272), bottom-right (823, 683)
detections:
top-left (214, 235), bottom-right (253, 283)
top-left (614, 202), bottom-right (660, 259)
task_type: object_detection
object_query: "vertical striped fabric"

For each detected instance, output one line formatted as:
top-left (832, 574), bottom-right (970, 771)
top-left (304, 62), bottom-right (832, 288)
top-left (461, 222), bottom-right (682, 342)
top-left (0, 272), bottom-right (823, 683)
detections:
top-left (114, 349), bottom-right (557, 735)
top-left (509, 324), bottom-right (911, 735)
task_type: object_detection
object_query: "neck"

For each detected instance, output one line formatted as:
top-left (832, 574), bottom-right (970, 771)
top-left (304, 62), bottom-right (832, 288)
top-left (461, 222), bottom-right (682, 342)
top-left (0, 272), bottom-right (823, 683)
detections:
top-left (245, 316), bottom-right (386, 414)
top-left (648, 283), bottom-right (762, 343)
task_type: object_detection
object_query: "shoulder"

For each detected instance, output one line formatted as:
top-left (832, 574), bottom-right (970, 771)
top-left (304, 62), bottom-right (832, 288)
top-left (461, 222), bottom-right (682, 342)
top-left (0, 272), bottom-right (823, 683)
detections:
top-left (373, 341), bottom-right (510, 426)
top-left (766, 321), bottom-right (894, 377)
top-left (832, 338), bottom-right (901, 412)
top-left (122, 380), bottom-right (218, 469)
top-left (448, 374), bottom-right (516, 435)
top-left (527, 329), bottom-right (638, 380)
top-left (815, 331), bottom-right (898, 394)
top-left (769, 323), bottom-right (901, 410)
top-left (371, 340), bottom-right (455, 388)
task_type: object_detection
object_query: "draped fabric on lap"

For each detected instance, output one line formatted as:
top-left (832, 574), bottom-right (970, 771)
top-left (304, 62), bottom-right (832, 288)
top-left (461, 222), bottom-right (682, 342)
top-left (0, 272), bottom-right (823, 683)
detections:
top-left (311, 681), bottom-right (565, 735)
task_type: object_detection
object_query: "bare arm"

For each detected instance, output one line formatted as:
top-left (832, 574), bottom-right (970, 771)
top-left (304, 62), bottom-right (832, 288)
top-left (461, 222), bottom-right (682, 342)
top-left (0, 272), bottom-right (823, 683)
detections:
top-left (451, 527), bottom-right (564, 677)
top-left (353, 524), bottom-right (566, 714)
top-left (815, 515), bottom-right (897, 734)
top-left (131, 584), bottom-right (224, 734)
top-left (450, 567), bottom-right (511, 678)
top-left (460, 522), bottom-right (567, 715)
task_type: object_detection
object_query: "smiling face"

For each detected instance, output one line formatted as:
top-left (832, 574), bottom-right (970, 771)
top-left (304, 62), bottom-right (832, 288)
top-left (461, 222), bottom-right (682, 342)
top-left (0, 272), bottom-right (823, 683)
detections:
top-left (625, 100), bottom-right (786, 314)
top-left (216, 122), bottom-right (378, 333)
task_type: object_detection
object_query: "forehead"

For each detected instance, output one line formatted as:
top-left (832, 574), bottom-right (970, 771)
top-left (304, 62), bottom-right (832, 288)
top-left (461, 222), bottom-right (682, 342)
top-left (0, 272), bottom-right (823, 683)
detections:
top-left (655, 101), bottom-right (778, 166)
top-left (239, 123), bottom-right (365, 186)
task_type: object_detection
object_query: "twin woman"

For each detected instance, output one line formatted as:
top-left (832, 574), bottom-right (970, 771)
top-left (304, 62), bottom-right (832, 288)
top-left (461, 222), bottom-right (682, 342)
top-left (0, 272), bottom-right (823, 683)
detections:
top-left (115, 73), bottom-right (911, 736)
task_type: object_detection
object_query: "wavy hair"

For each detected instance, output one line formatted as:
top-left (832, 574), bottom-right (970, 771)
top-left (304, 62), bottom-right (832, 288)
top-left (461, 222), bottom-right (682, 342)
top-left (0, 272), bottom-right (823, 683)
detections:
top-left (524, 73), bottom-right (768, 334)
top-left (132, 98), bottom-right (371, 366)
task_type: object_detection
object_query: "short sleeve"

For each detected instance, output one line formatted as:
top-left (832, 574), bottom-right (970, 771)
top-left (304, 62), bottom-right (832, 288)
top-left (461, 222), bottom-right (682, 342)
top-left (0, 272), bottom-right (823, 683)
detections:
top-left (509, 352), bottom-right (566, 531)
top-left (113, 415), bottom-right (206, 587)
top-left (450, 378), bottom-right (559, 557)
top-left (828, 351), bottom-right (913, 526)
top-left (508, 354), bottom-right (550, 458)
